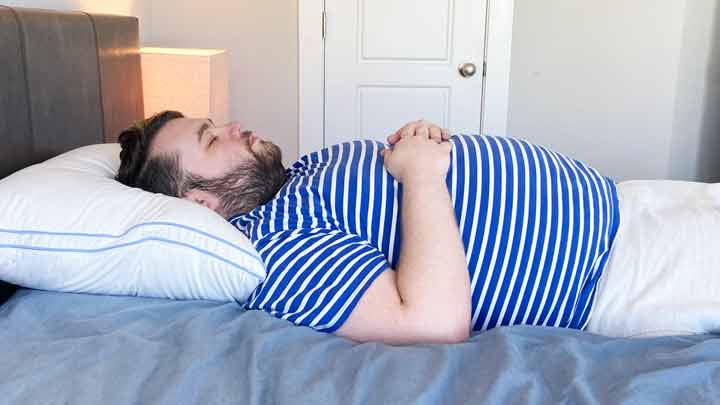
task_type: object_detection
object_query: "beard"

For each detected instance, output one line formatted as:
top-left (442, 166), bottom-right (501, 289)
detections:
top-left (184, 141), bottom-right (287, 218)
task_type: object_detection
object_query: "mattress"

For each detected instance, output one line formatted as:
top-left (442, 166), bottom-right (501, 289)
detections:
top-left (1, 288), bottom-right (718, 404)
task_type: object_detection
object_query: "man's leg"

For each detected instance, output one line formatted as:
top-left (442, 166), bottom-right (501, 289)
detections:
top-left (586, 180), bottom-right (720, 337)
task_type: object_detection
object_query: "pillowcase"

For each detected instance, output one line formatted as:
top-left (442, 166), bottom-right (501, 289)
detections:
top-left (0, 143), bottom-right (266, 302)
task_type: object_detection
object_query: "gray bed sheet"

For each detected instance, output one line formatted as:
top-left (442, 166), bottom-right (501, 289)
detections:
top-left (1, 289), bottom-right (718, 404)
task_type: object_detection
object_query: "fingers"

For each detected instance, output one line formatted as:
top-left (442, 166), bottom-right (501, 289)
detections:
top-left (389, 119), bottom-right (451, 144)
top-left (397, 119), bottom-right (425, 140)
top-left (386, 132), bottom-right (401, 145)
top-left (429, 126), bottom-right (442, 143)
top-left (400, 124), bottom-right (415, 139)
top-left (416, 125), bottom-right (429, 140)
top-left (441, 128), bottom-right (450, 141)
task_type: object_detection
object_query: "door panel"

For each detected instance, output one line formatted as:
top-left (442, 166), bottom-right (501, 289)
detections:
top-left (325, 0), bottom-right (486, 146)
top-left (358, 86), bottom-right (450, 138)
top-left (361, 0), bottom-right (452, 61)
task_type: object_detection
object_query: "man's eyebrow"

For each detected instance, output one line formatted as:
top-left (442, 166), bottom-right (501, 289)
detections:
top-left (196, 121), bottom-right (211, 144)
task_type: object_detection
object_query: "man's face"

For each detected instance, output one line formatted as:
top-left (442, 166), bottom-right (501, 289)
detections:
top-left (152, 117), bottom-right (275, 179)
top-left (151, 117), bottom-right (285, 216)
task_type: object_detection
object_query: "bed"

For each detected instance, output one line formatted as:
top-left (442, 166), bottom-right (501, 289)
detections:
top-left (1, 5), bottom-right (719, 404)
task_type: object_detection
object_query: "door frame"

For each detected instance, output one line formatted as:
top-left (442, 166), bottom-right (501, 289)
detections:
top-left (298, 0), bottom-right (514, 156)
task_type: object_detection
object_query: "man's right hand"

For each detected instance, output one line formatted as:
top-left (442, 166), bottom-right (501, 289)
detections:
top-left (381, 130), bottom-right (452, 186)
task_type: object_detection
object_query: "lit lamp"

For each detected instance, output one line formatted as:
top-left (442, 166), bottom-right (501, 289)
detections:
top-left (140, 47), bottom-right (229, 123)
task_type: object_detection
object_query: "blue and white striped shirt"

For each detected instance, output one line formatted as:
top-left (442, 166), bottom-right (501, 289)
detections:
top-left (230, 135), bottom-right (620, 334)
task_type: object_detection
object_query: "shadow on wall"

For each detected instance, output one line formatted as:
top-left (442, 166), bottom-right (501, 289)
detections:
top-left (696, 1), bottom-right (720, 182)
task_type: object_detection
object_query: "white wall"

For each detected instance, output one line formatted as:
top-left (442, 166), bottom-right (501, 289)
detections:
top-left (4, 0), bottom-right (298, 166)
top-left (6, 1), bottom-right (719, 179)
top-left (507, 0), bottom-right (720, 181)
top-left (149, 0), bottom-right (299, 167)
top-left (669, 0), bottom-right (720, 182)
top-left (1, 0), bottom-right (152, 43)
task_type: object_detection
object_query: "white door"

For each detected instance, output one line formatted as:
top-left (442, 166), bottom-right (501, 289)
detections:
top-left (324, 0), bottom-right (487, 146)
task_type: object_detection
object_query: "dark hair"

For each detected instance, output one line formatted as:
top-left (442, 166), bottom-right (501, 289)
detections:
top-left (116, 110), bottom-right (185, 196)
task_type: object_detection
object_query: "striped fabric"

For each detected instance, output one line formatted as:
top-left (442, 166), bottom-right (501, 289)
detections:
top-left (230, 135), bottom-right (620, 334)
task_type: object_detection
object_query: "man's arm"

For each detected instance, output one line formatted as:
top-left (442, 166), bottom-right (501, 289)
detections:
top-left (336, 123), bottom-right (470, 345)
top-left (394, 171), bottom-right (471, 339)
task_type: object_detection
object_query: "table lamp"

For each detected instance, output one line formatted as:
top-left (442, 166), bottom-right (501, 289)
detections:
top-left (140, 47), bottom-right (229, 123)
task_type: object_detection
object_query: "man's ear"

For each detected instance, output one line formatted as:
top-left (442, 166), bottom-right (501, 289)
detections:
top-left (184, 189), bottom-right (222, 213)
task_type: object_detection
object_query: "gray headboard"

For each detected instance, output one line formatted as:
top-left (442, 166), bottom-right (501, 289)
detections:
top-left (0, 5), bottom-right (143, 178)
top-left (0, 5), bottom-right (144, 302)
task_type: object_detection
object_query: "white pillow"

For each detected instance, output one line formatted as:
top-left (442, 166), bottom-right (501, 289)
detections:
top-left (0, 143), bottom-right (266, 302)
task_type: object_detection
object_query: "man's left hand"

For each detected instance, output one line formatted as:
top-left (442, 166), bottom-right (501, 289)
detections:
top-left (386, 119), bottom-right (450, 145)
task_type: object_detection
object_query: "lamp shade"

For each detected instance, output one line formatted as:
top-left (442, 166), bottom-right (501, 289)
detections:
top-left (140, 47), bottom-right (229, 123)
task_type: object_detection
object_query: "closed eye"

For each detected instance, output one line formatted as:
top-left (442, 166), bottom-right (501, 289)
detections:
top-left (208, 136), bottom-right (218, 148)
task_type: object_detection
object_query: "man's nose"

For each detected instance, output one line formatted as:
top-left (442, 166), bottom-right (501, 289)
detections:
top-left (221, 121), bottom-right (242, 138)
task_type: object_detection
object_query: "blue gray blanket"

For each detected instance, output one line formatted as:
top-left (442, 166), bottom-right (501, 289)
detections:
top-left (1, 289), bottom-right (718, 404)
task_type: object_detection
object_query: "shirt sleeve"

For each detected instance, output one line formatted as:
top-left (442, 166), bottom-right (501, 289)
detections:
top-left (243, 228), bottom-right (390, 333)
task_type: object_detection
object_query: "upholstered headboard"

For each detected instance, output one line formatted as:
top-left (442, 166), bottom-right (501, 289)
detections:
top-left (0, 5), bottom-right (144, 302)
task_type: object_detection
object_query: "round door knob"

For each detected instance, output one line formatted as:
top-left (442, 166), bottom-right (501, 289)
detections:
top-left (458, 62), bottom-right (477, 78)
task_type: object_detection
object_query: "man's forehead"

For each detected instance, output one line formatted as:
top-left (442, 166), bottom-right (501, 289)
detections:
top-left (163, 117), bottom-right (203, 135)
top-left (153, 117), bottom-right (202, 151)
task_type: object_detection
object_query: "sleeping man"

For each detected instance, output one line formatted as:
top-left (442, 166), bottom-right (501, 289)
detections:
top-left (116, 111), bottom-right (720, 345)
